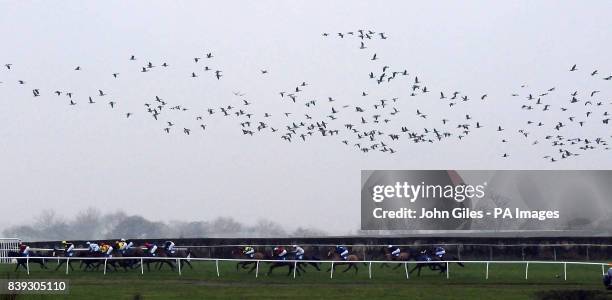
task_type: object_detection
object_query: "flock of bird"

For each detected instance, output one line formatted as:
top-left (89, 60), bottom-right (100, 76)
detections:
top-left (1, 29), bottom-right (611, 162)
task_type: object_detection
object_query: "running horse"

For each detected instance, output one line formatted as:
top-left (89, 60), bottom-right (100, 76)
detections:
top-left (8, 251), bottom-right (48, 272)
top-left (326, 247), bottom-right (362, 274)
top-left (232, 247), bottom-right (267, 273)
top-left (380, 247), bottom-right (411, 270)
top-left (409, 248), bottom-right (464, 276)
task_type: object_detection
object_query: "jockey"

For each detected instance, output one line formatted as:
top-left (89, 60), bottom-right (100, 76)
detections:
top-left (434, 246), bottom-right (446, 258)
top-left (121, 238), bottom-right (134, 250)
top-left (164, 241), bottom-right (176, 255)
top-left (115, 240), bottom-right (126, 252)
top-left (336, 245), bottom-right (349, 260)
top-left (18, 241), bottom-right (30, 257)
top-left (86, 241), bottom-right (100, 253)
top-left (243, 246), bottom-right (255, 258)
top-left (62, 241), bottom-right (75, 257)
top-left (420, 249), bottom-right (433, 261)
top-left (273, 246), bottom-right (288, 260)
top-left (144, 242), bottom-right (158, 257)
top-left (292, 245), bottom-right (305, 260)
top-left (388, 245), bottom-right (401, 258)
top-left (100, 243), bottom-right (114, 258)
top-left (116, 239), bottom-right (131, 255)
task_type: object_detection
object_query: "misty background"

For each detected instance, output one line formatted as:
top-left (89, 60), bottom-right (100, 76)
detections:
top-left (1, 1), bottom-right (611, 240)
top-left (2, 208), bottom-right (327, 241)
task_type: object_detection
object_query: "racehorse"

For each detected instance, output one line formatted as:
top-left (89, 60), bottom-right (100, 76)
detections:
top-left (380, 247), bottom-right (411, 270)
top-left (162, 247), bottom-right (194, 271)
top-left (326, 248), bottom-right (362, 274)
top-left (266, 258), bottom-right (301, 276)
top-left (293, 253), bottom-right (322, 273)
top-left (409, 248), bottom-right (464, 276)
top-left (53, 248), bottom-right (77, 272)
top-left (77, 251), bottom-right (116, 272)
top-left (232, 247), bottom-right (267, 273)
top-left (8, 251), bottom-right (48, 272)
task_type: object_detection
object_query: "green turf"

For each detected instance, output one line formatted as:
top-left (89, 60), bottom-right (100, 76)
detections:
top-left (1, 260), bottom-right (611, 299)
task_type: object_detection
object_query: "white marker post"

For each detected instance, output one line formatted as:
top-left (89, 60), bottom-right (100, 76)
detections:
top-left (104, 258), bottom-right (108, 275)
top-left (216, 259), bottom-right (220, 277)
top-left (141, 258), bottom-right (144, 275)
top-left (66, 258), bottom-right (70, 275)
top-left (446, 262), bottom-right (449, 279)
top-left (404, 263), bottom-right (409, 279)
top-left (486, 262), bottom-right (489, 280)
top-left (330, 262), bottom-right (334, 279)
top-left (564, 262), bottom-right (567, 281)
top-left (293, 261), bottom-right (297, 279)
top-left (255, 261), bottom-right (259, 278)
top-left (177, 258), bottom-right (182, 276)
top-left (525, 262), bottom-right (529, 280)
top-left (368, 262), bottom-right (372, 279)
top-left (26, 257), bottom-right (30, 275)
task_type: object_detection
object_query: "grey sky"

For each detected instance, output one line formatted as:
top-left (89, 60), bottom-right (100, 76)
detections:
top-left (1, 0), bottom-right (611, 234)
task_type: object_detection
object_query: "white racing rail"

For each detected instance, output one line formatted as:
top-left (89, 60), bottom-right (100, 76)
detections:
top-left (0, 238), bottom-right (19, 263)
top-left (11, 256), bottom-right (612, 281)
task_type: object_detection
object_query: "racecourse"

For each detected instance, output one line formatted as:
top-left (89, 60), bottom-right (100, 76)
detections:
top-left (1, 260), bottom-right (610, 299)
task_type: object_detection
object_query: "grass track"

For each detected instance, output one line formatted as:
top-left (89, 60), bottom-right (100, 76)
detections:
top-left (1, 260), bottom-right (611, 299)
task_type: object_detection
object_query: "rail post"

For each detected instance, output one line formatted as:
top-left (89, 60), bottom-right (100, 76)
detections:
top-left (486, 262), bottom-right (489, 279)
top-left (255, 261), bottom-right (259, 278)
top-left (177, 258), bottom-right (182, 276)
top-left (404, 262), bottom-right (409, 279)
top-left (586, 246), bottom-right (589, 261)
top-left (216, 259), bottom-right (220, 277)
top-left (141, 258), bottom-right (144, 275)
top-left (564, 262), bottom-right (567, 280)
top-left (66, 257), bottom-right (70, 275)
top-left (104, 258), bottom-right (108, 275)
top-left (601, 264), bottom-right (605, 276)
top-left (330, 262), bottom-right (334, 279)
top-left (525, 262), bottom-right (529, 280)
top-left (293, 261), bottom-right (297, 279)
top-left (26, 256), bottom-right (30, 275)
top-left (368, 261), bottom-right (372, 279)
top-left (446, 262), bottom-right (449, 279)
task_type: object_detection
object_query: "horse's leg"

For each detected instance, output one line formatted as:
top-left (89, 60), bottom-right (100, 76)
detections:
top-left (55, 260), bottom-right (64, 271)
top-left (167, 260), bottom-right (176, 270)
top-left (340, 263), bottom-right (349, 273)
top-left (247, 262), bottom-right (257, 274)
top-left (268, 263), bottom-right (281, 275)
top-left (439, 263), bottom-right (447, 274)
top-left (409, 264), bottom-right (419, 275)
top-left (395, 261), bottom-right (406, 270)
top-left (298, 263), bottom-right (307, 273)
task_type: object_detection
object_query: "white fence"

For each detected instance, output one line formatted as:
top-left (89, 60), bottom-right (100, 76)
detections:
top-left (0, 238), bottom-right (19, 263)
top-left (10, 256), bottom-right (612, 281)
